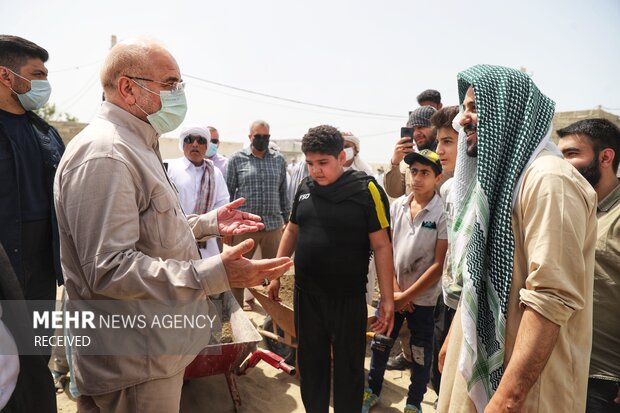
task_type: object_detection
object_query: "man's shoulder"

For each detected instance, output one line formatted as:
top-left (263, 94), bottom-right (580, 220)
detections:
top-left (529, 152), bottom-right (573, 174)
top-left (526, 153), bottom-right (588, 187)
top-left (263, 149), bottom-right (287, 165)
top-left (59, 118), bottom-right (128, 172)
top-left (271, 150), bottom-right (286, 161)
top-left (298, 175), bottom-right (312, 188)
top-left (599, 182), bottom-right (620, 217)
top-left (65, 118), bottom-right (114, 150)
top-left (229, 148), bottom-right (250, 161)
top-left (522, 153), bottom-right (597, 208)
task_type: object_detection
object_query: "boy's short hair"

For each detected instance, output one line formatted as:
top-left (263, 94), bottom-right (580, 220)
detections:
top-left (404, 149), bottom-right (442, 176)
top-left (301, 125), bottom-right (344, 158)
top-left (0, 35), bottom-right (49, 71)
top-left (430, 105), bottom-right (459, 130)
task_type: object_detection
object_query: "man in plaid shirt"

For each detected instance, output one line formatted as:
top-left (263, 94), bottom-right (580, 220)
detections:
top-left (226, 120), bottom-right (290, 307)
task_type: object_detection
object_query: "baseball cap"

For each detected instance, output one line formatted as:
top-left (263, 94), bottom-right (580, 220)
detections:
top-left (404, 149), bottom-right (442, 175)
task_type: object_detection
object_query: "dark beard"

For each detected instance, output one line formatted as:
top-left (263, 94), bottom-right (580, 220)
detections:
top-left (464, 124), bottom-right (478, 157)
top-left (577, 156), bottom-right (601, 188)
top-left (466, 142), bottom-right (478, 157)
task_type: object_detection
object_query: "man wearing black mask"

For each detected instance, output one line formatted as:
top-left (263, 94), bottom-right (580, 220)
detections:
top-left (226, 120), bottom-right (290, 308)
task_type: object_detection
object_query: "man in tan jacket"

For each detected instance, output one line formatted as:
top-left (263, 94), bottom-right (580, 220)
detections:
top-left (438, 65), bottom-right (596, 413)
top-left (54, 38), bottom-right (292, 413)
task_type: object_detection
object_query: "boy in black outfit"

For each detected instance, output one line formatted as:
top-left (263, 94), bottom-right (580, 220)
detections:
top-left (268, 125), bottom-right (395, 413)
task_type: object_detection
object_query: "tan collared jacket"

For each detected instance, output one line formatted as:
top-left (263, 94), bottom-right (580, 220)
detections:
top-left (54, 102), bottom-right (230, 395)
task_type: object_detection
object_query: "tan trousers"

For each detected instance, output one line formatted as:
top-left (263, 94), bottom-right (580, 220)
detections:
top-left (77, 370), bottom-right (184, 413)
top-left (230, 228), bottom-right (283, 306)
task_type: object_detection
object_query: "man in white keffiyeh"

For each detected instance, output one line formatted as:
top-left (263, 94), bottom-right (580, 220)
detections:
top-left (166, 124), bottom-right (230, 259)
top-left (437, 65), bottom-right (598, 413)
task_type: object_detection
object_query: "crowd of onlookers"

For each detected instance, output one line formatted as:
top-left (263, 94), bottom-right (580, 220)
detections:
top-left (0, 33), bottom-right (618, 413)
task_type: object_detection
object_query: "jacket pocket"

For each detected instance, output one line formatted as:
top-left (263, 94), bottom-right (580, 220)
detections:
top-left (150, 193), bottom-right (178, 249)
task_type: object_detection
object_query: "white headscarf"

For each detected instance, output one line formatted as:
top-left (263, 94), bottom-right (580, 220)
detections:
top-left (178, 124), bottom-right (211, 152)
top-left (341, 131), bottom-right (374, 175)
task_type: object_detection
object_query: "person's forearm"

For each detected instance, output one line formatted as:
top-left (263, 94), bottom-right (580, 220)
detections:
top-left (438, 314), bottom-right (454, 373)
top-left (487, 307), bottom-right (560, 411)
top-left (401, 262), bottom-right (442, 302)
top-left (187, 209), bottom-right (219, 239)
top-left (374, 244), bottom-right (395, 302)
top-left (276, 224), bottom-right (298, 258)
top-left (393, 274), bottom-right (401, 293)
top-left (383, 164), bottom-right (406, 198)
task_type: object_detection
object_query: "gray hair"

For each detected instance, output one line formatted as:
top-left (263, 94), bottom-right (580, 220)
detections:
top-left (249, 120), bottom-right (270, 132)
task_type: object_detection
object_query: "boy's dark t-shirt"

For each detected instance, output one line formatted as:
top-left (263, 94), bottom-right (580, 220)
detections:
top-left (290, 169), bottom-right (390, 296)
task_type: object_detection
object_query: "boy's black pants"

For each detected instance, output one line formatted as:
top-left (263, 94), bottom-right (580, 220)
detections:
top-left (294, 287), bottom-right (367, 413)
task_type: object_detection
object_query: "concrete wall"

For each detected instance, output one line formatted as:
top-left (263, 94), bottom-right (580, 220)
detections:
top-left (50, 121), bottom-right (88, 145)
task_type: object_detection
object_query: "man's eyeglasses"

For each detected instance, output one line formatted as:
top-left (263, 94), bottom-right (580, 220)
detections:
top-left (253, 134), bottom-right (271, 139)
top-left (210, 139), bottom-right (219, 145)
top-left (183, 135), bottom-right (208, 145)
top-left (125, 75), bottom-right (185, 92)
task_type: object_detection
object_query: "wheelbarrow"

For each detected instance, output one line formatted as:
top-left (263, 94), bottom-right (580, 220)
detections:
top-left (249, 286), bottom-right (378, 366)
top-left (184, 292), bottom-right (295, 412)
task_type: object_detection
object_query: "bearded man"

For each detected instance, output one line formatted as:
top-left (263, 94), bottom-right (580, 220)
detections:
top-left (438, 65), bottom-right (597, 413)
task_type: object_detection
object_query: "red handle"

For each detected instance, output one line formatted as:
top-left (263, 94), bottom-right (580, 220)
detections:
top-left (238, 348), bottom-right (296, 376)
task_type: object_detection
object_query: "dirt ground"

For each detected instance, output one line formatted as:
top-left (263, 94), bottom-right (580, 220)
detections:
top-left (55, 296), bottom-right (437, 413)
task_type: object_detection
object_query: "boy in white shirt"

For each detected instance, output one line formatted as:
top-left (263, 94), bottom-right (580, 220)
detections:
top-left (363, 150), bottom-right (448, 413)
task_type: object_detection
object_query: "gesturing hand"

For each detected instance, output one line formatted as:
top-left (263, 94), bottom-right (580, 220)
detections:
top-left (217, 198), bottom-right (265, 236)
top-left (221, 239), bottom-right (293, 288)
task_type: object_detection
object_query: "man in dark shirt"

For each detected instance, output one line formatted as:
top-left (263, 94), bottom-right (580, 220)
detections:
top-left (0, 34), bottom-right (64, 413)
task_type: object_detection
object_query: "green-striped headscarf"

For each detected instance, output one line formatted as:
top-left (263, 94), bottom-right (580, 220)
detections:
top-left (451, 64), bottom-right (555, 411)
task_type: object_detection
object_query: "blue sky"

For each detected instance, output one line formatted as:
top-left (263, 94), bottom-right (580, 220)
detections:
top-left (3, 0), bottom-right (619, 163)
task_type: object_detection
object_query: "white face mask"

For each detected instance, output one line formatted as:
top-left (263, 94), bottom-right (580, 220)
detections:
top-left (344, 147), bottom-right (355, 161)
top-left (7, 69), bottom-right (51, 111)
top-left (132, 79), bottom-right (187, 134)
top-left (452, 111), bottom-right (464, 133)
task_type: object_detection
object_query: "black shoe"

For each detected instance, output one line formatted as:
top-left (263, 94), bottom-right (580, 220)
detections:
top-left (386, 353), bottom-right (413, 370)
